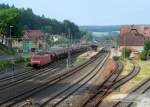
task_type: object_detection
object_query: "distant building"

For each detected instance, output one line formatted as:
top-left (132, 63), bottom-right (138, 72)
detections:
top-left (119, 25), bottom-right (150, 52)
top-left (23, 30), bottom-right (46, 52)
top-left (24, 30), bottom-right (45, 40)
top-left (49, 34), bottom-right (63, 42)
top-left (12, 40), bottom-right (23, 48)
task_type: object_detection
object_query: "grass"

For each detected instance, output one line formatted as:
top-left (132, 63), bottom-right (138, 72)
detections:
top-left (0, 54), bottom-right (32, 70)
top-left (121, 59), bottom-right (133, 75)
top-left (73, 56), bottom-right (87, 66)
top-left (121, 59), bottom-right (150, 82)
top-left (118, 59), bottom-right (150, 93)
top-left (134, 60), bottom-right (150, 81)
top-left (0, 60), bottom-right (13, 70)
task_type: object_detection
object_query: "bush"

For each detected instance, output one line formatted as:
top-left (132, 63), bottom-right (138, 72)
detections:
top-left (140, 50), bottom-right (147, 60)
top-left (0, 54), bottom-right (33, 70)
top-left (24, 54), bottom-right (32, 61)
top-left (26, 62), bottom-right (31, 67)
top-left (15, 57), bottom-right (25, 63)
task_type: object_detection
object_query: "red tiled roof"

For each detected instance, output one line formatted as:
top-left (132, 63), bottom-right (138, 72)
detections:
top-left (119, 34), bottom-right (144, 46)
top-left (24, 30), bottom-right (45, 40)
top-left (119, 25), bottom-right (150, 46)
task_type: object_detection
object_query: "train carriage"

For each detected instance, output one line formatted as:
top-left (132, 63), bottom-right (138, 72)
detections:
top-left (31, 44), bottom-right (97, 68)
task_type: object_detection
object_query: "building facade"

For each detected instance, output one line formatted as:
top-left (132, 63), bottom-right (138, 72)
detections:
top-left (119, 25), bottom-right (150, 52)
top-left (23, 30), bottom-right (45, 52)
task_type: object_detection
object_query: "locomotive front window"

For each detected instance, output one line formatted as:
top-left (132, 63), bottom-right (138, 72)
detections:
top-left (32, 57), bottom-right (40, 60)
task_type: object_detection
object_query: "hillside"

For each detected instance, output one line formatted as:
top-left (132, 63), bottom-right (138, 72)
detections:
top-left (79, 25), bottom-right (120, 32)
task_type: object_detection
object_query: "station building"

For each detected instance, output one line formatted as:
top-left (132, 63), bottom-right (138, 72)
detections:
top-left (119, 25), bottom-right (150, 59)
top-left (119, 25), bottom-right (150, 52)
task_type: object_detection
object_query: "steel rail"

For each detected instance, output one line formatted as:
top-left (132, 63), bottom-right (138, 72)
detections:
top-left (0, 49), bottom-right (104, 107)
top-left (40, 52), bottom-right (109, 107)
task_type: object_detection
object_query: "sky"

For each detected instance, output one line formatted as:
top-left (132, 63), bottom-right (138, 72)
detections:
top-left (0, 0), bottom-right (150, 26)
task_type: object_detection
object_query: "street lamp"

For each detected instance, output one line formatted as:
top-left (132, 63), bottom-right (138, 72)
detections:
top-left (10, 25), bottom-right (13, 39)
top-left (9, 25), bottom-right (14, 48)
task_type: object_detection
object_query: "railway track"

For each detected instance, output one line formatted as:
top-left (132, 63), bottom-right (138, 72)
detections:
top-left (0, 51), bottom-right (82, 82)
top-left (113, 77), bottom-right (150, 107)
top-left (99, 61), bottom-right (140, 107)
top-left (0, 50), bottom-right (105, 107)
top-left (0, 53), bottom-right (80, 91)
top-left (0, 60), bottom-right (64, 91)
top-left (38, 51), bottom-right (109, 107)
top-left (80, 61), bottom-right (124, 107)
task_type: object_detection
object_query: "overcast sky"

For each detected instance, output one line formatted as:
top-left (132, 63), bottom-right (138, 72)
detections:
top-left (0, 0), bottom-right (149, 25)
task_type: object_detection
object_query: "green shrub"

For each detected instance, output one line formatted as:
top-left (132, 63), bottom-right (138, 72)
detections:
top-left (15, 57), bottom-right (25, 63)
top-left (140, 50), bottom-right (147, 60)
top-left (24, 54), bottom-right (32, 61)
top-left (0, 54), bottom-right (32, 70)
top-left (25, 62), bottom-right (31, 67)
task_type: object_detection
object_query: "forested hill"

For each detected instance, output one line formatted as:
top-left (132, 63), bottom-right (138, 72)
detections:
top-left (80, 25), bottom-right (121, 32)
top-left (0, 4), bottom-right (84, 39)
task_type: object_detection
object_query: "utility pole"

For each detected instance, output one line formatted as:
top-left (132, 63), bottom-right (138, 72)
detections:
top-left (67, 28), bottom-right (71, 69)
top-left (45, 35), bottom-right (47, 52)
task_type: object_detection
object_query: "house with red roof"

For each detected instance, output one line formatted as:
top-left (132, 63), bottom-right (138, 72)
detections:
top-left (23, 30), bottom-right (46, 52)
top-left (119, 25), bottom-right (150, 52)
top-left (24, 30), bottom-right (45, 40)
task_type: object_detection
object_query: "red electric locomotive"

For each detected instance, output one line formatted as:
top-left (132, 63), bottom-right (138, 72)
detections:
top-left (31, 45), bottom-right (90, 68)
top-left (31, 52), bottom-right (54, 68)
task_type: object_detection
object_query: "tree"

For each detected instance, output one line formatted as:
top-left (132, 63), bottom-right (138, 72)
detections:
top-left (143, 40), bottom-right (150, 59)
top-left (0, 3), bottom-right (10, 9)
top-left (63, 20), bottom-right (82, 39)
top-left (0, 8), bottom-right (23, 47)
top-left (82, 31), bottom-right (93, 41)
top-left (144, 40), bottom-right (150, 51)
top-left (0, 3), bottom-right (84, 42)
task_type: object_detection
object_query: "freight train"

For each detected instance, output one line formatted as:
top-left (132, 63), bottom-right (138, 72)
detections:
top-left (31, 45), bottom-right (90, 68)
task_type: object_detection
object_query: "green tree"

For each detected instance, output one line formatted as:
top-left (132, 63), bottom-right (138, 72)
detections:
top-left (0, 8), bottom-right (23, 47)
top-left (144, 40), bottom-right (150, 51)
top-left (82, 31), bottom-right (93, 41)
top-left (143, 40), bottom-right (150, 59)
top-left (0, 3), bottom-right (84, 42)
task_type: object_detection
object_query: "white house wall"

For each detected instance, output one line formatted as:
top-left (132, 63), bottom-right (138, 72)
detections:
top-left (119, 46), bottom-right (144, 52)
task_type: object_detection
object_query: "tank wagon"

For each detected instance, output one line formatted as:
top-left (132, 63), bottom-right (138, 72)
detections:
top-left (31, 45), bottom-right (90, 68)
